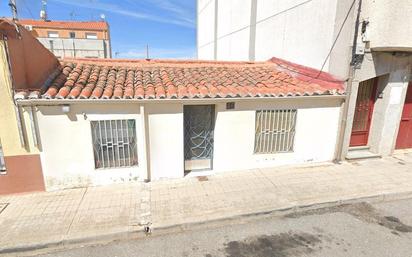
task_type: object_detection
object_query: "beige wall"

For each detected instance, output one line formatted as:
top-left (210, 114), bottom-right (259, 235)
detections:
top-left (0, 40), bottom-right (39, 156)
top-left (0, 20), bottom-right (60, 90)
top-left (30, 27), bottom-right (108, 40)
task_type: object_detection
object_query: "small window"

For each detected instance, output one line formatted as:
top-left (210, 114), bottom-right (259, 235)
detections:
top-left (85, 33), bottom-right (97, 39)
top-left (91, 120), bottom-right (138, 169)
top-left (69, 32), bottom-right (76, 38)
top-left (47, 31), bottom-right (59, 38)
top-left (254, 109), bottom-right (297, 154)
top-left (0, 139), bottom-right (6, 172)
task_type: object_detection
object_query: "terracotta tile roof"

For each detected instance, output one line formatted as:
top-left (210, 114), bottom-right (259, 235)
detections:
top-left (14, 57), bottom-right (345, 101)
top-left (18, 19), bottom-right (108, 31)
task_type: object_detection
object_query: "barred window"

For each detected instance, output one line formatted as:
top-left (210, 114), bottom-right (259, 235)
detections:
top-left (91, 120), bottom-right (138, 169)
top-left (0, 139), bottom-right (5, 172)
top-left (254, 109), bottom-right (297, 154)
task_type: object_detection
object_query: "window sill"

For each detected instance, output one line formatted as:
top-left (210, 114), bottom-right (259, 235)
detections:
top-left (0, 170), bottom-right (6, 175)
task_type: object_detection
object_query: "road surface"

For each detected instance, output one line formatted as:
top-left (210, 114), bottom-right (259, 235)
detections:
top-left (34, 198), bottom-right (412, 257)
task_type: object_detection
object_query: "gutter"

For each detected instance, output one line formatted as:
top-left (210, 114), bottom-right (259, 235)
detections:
top-left (15, 94), bottom-right (346, 106)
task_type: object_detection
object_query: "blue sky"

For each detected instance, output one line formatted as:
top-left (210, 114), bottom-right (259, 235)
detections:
top-left (0, 0), bottom-right (196, 59)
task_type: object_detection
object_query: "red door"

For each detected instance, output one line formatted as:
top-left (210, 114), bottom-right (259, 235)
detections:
top-left (350, 78), bottom-right (377, 147)
top-left (396, 83), bottom-right (412, 149)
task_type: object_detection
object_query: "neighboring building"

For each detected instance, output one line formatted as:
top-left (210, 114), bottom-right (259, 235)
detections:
top-left (18, 19), bottom-right (112, 59)
top-left (197, 0), bottom-right (412, 160)
top-left (0, 19), bottom-right (60, 194)
top-left (2, 19), bottom-right (345, 192)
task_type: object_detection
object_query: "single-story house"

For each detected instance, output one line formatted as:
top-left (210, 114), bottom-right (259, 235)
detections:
top-left (14, 57), bottom-right (345, 191)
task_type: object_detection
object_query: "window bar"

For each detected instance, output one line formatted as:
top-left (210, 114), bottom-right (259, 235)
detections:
top-left (273, 110), bottom-right (278, 153)
top-left (105, 120), bottom-right (111, 168)
top-left (93, 122), bottom-right (100, 168)
top-left (119, 119), bottom-right (125, 167)
top-left (98, 121), bottom-right (104, 168)
top-left (282, 110), bottom-right (288, 152)
top-left (109, 119), bottom-right (114, 167)
top-left (262, 110), bottom-right (267, 153)
top-left (284, 110), bottom-right (290, 151)
top-left (255, 111), bottom-right (260, 153)
top-left (286, 110), bottom-right (291, 151)
top-left (291, 110), bottom-right (297, 150)
top-left (268, 110), bottom-right (274, 153)
top-left (275, 110), bottom-right (281, 152)
top-left (115, 120), bottom-right (121, 167)
top-left (286, 110), bottom-right (292, 151)
top-left (125, 120), bottom-right (131, 167)
top-left (266, 110), bottom-right (272, 153)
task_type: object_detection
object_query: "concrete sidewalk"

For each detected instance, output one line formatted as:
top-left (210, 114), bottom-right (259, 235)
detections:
top-left (1, 151), bottom-right (412, 255)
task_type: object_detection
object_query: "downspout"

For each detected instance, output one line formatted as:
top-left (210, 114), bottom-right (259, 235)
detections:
top-left (2, 34), bottom-right (28, 149)
top-left (335, 0), bottom-right (362, 162)
top-left (140, 104), bottom-right (151, 182)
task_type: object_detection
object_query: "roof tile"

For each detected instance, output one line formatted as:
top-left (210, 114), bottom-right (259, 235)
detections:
top-left (15, 57), bottom-right (345, 101)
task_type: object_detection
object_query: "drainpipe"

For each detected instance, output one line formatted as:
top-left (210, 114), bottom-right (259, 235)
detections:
top-left (140, 104), bottom-right (151, 182)
top-left (335, 0), bottom-right (362, 162)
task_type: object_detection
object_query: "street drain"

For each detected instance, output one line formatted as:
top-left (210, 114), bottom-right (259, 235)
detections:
top-left (0, 203), bottom-right (9, 215)
top-left (197, 176), bottom-right (209, 182)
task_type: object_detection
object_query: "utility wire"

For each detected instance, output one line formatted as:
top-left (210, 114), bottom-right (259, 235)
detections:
top-left (198, 0), bottom-right (312, 48)
top-left (313, 0), bottom-right (357, 79)
top-left (21, 0), bottom-right (35, 19)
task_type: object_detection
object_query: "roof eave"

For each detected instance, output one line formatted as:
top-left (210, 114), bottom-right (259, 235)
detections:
top-left (15, 94), bottom-right (346, 106)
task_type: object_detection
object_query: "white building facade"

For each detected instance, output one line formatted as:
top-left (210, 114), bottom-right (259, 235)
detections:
top-left (19, 97), bottom-right (341, 191)
top-left (197, 0), bottom-right (412, 159)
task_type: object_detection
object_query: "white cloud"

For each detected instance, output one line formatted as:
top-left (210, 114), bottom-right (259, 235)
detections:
top-left (50, 0), bottom-right (195, 28)
top-left (115, 46), bottom-right (196, 59)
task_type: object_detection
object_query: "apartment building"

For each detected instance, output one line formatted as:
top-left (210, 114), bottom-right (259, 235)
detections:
top-left (197, 0), bottom-right (412, 160)
top-left (18, 19), bottom-right (112, 58)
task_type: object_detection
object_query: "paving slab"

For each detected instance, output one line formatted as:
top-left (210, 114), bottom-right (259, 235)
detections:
top-left (1, 152), bottom-right (412, 255)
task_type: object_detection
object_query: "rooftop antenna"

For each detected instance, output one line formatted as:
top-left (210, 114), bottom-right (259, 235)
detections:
top-left (146, 44), bottom-right (149, 59)
top-left (69, 10), bottom-right (76, 20)
top-left (40, 0), bottom-right (48, 21)
top-left (8, 0), bottom-right (18, 20)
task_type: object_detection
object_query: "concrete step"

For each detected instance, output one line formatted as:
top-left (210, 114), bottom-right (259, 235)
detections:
top-left (346, 148), bottom-right (382, 160)
top-left (348, 145), bottom-right (370, 151)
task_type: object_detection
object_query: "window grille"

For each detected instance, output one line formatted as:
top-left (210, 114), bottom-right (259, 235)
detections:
top-left (91, 120), bottom-right (138, 169)
top-left (0, 139), bottom-right (5, 172)
top-left (254, 109), bottom-right (297, 154)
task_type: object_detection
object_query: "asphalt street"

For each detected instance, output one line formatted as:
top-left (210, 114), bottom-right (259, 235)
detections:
top-left (33, 198), bottom-right (412, 257)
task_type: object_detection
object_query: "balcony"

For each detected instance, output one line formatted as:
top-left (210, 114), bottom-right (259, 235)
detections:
top-left (367, 0), bottom-right (412, 52)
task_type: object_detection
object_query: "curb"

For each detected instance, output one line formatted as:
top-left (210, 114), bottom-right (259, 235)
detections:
top-left (2, 189), bottom-right (412, 255)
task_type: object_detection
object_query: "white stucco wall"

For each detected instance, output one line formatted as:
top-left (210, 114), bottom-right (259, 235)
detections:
top-left (197, 0), bottom-right (216, 60)
top-left (212, 99), bottom-right (342, 173)
top-left (366, 0), bottom-right (412, 51)
top-left (197, 0), bottom-right (352, 78)
top-left (35, 98), bottom-right (342, 187)
top-left (255, 0), bottom-right (339, 71)
top-left (36, 103), bottom-right (146, 191)
top-left (142, 98), bottom-right (341, 180)
top-left (146, 103), bottom-right (184, 180)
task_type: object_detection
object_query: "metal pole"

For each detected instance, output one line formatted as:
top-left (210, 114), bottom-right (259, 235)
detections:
top-left (146, 44), bottom-right (149, 59)
top-left (8, 0), bottom-right (18, 20)
top-left (334, 0), bottom-right (362, 162)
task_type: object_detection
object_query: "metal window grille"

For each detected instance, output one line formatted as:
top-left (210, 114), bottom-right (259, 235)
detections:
top-left (91, 120), bottom-right (138, 169)
top-left (254, 109), bottom-right (297, 154)
top-left (0, 139), bottom-right (6, 172)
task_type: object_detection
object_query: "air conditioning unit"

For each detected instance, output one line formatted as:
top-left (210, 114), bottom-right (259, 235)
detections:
top-left (24, 25), bottom-right (33, 31)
